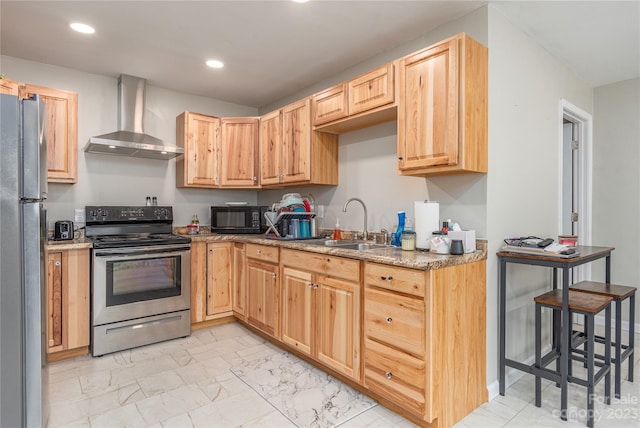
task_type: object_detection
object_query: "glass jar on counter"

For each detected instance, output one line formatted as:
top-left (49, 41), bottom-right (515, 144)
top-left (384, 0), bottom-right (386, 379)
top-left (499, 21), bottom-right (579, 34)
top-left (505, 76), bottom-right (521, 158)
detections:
top-left (401, 230), bottom-right (416, 251)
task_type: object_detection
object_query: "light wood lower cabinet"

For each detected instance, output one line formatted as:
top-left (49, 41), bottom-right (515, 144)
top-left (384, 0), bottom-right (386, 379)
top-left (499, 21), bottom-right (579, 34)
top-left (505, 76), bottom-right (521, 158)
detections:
top-left (232, 242), bottom-right (247, 319)
top-left (46, 248), bottom-right (89, 357)
top-left (246, 244), bottom-right (280, 338)
top-left (190, 241), bottom-right (233, 323)
top-left (363, 260), bottom-right (487, 427)
top-left (280, 249), bottom-right (361, 380)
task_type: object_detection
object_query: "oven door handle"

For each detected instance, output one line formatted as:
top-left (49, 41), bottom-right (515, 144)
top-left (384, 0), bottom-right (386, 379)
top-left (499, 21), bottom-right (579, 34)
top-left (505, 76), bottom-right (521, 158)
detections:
top-left (93, 245), bottom-right (191, 258)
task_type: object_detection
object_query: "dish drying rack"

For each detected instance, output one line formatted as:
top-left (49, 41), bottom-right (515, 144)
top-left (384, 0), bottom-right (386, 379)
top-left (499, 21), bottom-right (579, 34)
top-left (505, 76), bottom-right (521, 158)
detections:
top-left (264, 211), bottom-right (316, 238)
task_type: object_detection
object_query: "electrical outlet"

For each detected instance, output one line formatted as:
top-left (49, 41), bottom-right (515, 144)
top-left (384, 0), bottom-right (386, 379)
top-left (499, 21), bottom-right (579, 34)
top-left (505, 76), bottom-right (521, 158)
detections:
top-left (317, 205), bottom-right (325, 218)
top-left (74, 208), bottom-right (85, 224)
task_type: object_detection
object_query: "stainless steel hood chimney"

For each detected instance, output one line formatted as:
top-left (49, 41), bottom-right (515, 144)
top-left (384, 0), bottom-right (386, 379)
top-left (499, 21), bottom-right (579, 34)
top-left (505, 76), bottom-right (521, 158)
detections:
top-left (85, 74), bottom-right (183, 160)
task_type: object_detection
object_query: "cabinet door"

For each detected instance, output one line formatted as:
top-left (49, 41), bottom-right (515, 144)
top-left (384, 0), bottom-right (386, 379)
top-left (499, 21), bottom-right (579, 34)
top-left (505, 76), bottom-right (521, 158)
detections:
top-left (259, 109), bottom-right (283, 185)
top-left (206, 242), bottom-right (233, 315)
top-left (47, 252), bottom-right (63, 351)
top-left (398, 37), bottom-right (459, 170)
top-left (232, 243), bottom-right (247, 318)
top-left (281, 267), bottom-right (314, 356)
top-left (176, 112), bottom-right (220, 187)
top-left (46, 249), bottom-right (90, 354)
top-left (246, 259), bottom-right (279, 338)
top-left (220, 117), bottom-right (259, 188)
top-left (19, 84), bottom-right (78, 183)
top-left (311, 83), bottom-right (348, 126)
top-left (282, 98), bottom-right (311, 183)
top-left (348, 63), bottom-right (395, 116)
top-left (0, 76), bottom-right (20, 95)
top-left (316, 274), bottom-right (361, 380)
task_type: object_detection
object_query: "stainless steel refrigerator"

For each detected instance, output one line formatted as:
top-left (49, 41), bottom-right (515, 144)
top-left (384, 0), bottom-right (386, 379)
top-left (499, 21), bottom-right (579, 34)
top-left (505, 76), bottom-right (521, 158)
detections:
top-left (1, 93), bottom-right (49, 427)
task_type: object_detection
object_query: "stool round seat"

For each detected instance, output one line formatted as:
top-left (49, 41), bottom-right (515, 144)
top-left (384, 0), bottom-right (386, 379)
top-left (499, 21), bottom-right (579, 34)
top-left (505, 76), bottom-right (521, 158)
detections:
top-left (534, 289), bottom-right (613, 313)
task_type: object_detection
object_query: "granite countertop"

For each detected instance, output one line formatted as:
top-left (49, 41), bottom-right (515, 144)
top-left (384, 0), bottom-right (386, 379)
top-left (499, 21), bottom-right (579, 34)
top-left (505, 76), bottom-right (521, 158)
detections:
top-left (185, 232), bottom-right (487, 271)
top-left (46, 237), bottom-right (93, 251)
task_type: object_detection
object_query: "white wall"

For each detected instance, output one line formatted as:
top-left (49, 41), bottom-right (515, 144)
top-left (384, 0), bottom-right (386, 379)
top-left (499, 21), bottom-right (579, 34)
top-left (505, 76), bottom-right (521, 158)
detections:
top-left (486, 5), bottom-right (594, 395)
top-left (593, 78), bottom-right (640, 323)
top-left (1, 55), bottom-right (260, 226)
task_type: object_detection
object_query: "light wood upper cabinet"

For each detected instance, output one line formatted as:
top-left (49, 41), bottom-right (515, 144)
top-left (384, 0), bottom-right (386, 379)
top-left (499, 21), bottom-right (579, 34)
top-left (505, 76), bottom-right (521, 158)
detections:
top-left (260, 99), bottom-right (338, 187)
top-left (259, 109), bottom-right (283, 186)
top-left (398, 33), bottom-right (487, 176)
top-left (46, 248), bottom-right (90, 357)
top-left (348, 63), bottom-right (395, 116)
top-left (282, 99), bottom-right (311, 184)
top-left (220, 117), bottom-right (259, 188)
top-left (311, 83), bottom-right (348, 126)
top-left (0, 76), bottom-right (19, 95)
top-left (176, 111), bottom-right (221, 188)
top-left (19, 84), bottom-right (78, 184)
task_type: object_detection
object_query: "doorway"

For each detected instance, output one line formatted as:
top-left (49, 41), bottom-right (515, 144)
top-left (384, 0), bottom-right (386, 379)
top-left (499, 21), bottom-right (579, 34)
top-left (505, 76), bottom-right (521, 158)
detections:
top-left (560, 99), bottom-right (593, 281)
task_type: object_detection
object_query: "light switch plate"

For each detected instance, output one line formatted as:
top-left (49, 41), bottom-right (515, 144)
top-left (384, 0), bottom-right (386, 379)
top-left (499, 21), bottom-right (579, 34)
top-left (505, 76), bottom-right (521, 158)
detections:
top-left (317, 205), bottom-right (325, 218)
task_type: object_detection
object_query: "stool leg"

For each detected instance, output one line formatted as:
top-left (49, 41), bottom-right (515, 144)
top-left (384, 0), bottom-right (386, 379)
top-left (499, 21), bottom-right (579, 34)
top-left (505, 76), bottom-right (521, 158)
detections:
top-left (605, 304), bottom-right (611, 406)
top-left (583, 315), bottom-right (589, 369)
top-left (629, 294), bottom-right (635, 382)
top-left (587, 313), bottom-right (595, 428)
top-left (568, 312), bottom-right (574, 378)
top-left (535, 302), bottom-right (542, 407)
top-left (555, 308), bottom-right (562, 383)
top-left (614, 299), bottom-right (622, 399)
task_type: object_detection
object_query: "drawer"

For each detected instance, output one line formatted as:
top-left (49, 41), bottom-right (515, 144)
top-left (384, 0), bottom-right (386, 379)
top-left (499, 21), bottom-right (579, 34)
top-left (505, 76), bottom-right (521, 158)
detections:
top-left (245, 243), bottom-right (279, 263)
top-left (364, 338), bottom-right (426, 417)
top-left (364, 263), bottom-right (426, 297)
top-left (281, 248), bottom-right (360, 282)
top-left (364, 287), bottom-right (425, 356)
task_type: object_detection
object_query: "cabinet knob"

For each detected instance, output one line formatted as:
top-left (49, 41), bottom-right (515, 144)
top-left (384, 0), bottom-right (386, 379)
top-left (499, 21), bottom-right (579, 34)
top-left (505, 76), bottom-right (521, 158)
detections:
top-left (209, 249), bottom-right (214, 253)
top-left (257, 249), bottom-right (262, 254)
top-left (385, 371), bottom-right (393, 380)
top-left (386, 316), bottom-right (392, 324)
top-left (397, 156), bottom-right (403, 160)
top-left (272, 273), bottom-right (277, 279)
top-left (54, 261), bottom-right (61, 266)
top-left (380, 276), bottom-right (393, 282)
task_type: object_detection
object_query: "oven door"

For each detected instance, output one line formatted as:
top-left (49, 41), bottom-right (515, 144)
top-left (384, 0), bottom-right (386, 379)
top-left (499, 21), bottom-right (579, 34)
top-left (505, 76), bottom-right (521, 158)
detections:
top-left (92, 244), bottom-right (191, 326)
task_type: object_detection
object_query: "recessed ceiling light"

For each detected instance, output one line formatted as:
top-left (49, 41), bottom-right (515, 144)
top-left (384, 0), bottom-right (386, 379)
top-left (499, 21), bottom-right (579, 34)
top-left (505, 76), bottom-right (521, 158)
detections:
top-left (206, 60), bottom-right (224, 69)
top-left (70, 22), bottom-right (95, 34)
top-left (292, 0), bottom-right (309, 3)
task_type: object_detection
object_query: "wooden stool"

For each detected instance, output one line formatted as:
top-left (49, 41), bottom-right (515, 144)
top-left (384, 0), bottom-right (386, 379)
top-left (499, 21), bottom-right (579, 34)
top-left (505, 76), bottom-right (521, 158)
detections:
top-left (535, 289), bottom-right (613, 428)
top-left (571, 281), bottom-right (636, 398)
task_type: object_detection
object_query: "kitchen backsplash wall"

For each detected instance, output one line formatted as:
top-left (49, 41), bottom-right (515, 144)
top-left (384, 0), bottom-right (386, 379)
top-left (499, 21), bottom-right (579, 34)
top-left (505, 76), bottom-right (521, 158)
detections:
top-left (257, 121), bottom-right (487, 238)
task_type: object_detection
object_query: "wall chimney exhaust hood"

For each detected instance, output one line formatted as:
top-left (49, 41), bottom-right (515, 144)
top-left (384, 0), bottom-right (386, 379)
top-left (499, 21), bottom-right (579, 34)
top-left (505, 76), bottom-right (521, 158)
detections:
top-left (85, 74), bottom-right (183, 160)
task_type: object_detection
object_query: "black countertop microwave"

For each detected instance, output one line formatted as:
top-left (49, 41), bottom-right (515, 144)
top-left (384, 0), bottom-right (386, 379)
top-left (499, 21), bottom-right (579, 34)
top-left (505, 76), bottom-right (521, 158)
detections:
top-left (210, 205), bottom-right (268, 234)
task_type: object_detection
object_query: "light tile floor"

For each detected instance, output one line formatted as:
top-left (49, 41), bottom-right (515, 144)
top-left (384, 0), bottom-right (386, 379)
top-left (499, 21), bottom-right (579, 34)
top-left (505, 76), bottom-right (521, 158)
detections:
top-left (47, 323), bottom-right (639, 428)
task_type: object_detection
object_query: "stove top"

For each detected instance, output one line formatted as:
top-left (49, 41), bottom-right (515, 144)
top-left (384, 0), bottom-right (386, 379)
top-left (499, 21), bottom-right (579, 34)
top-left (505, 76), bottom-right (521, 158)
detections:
top-left (85, 205), bottom-right (190, 248)
top-left (88, 233), bottom-right (191, 249)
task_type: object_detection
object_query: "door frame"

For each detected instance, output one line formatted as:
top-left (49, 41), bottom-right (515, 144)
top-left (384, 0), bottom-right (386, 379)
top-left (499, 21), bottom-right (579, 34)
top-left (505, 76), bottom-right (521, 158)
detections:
top-left (558, 99), bottom-right (593, 280)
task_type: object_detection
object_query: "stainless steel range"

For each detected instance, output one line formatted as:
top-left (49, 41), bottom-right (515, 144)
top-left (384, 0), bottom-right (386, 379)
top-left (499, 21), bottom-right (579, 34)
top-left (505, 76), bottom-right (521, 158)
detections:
top-left (85, 206), bottom-right (191, 356)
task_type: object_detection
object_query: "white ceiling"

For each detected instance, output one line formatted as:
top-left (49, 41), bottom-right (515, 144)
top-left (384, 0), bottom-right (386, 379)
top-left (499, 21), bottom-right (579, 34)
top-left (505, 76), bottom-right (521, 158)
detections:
top-left (1, 1), bottom-right (638, 108)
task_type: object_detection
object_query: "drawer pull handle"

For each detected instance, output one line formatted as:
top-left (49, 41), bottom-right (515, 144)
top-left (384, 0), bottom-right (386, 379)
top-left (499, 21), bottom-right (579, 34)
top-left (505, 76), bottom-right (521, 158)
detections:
top-left (380, 276), bottom-right (393, 281)
top-left (385, 371), bottom-right (393, 379)
top-left (54, 261), bottom-right (61, 266)
top-left (257, 250), bottom-right (262, 254)
top-left (386, 317), bottom-right (392, 324)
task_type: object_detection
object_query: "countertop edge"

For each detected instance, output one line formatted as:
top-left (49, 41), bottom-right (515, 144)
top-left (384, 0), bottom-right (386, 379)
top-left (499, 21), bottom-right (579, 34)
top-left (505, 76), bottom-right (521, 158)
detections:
top-left (188, 234), bottom-right (488, 271)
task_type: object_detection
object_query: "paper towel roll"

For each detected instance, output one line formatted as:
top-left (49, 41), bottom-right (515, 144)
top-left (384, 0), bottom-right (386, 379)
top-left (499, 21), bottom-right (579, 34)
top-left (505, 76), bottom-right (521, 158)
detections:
top-left (414, 201), bottom-right (439, 250)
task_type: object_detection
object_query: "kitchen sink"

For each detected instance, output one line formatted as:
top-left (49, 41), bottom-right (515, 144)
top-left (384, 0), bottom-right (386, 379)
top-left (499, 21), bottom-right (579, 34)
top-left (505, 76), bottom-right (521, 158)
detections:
top-left (304, 239), bottom-right (388, 251)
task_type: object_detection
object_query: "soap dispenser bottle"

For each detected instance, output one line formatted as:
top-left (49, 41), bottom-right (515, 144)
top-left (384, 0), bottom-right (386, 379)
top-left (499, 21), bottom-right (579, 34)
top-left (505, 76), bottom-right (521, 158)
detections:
top-left (391, 211), bottom-right (406, 247)
top-left (333, 219), bottom-right (342, 240)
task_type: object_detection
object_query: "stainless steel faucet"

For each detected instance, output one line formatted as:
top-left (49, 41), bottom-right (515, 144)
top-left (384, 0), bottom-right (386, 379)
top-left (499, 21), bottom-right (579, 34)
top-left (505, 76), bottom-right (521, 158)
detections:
top-left (342, 197), bottom-right (368, 240)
